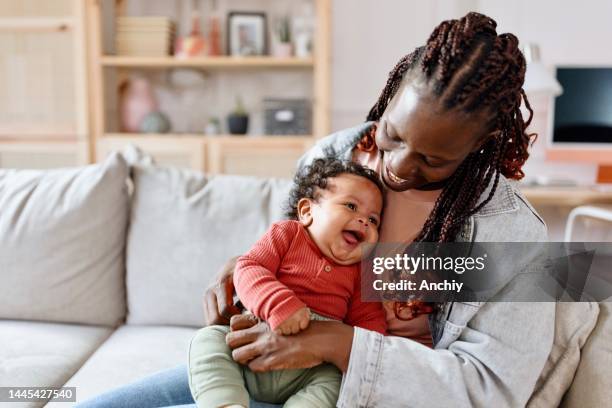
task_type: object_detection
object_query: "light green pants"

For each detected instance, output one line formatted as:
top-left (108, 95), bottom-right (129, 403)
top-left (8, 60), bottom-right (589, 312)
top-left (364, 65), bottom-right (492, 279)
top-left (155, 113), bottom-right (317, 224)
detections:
top-left (188, 315), bottom-right (341, 408)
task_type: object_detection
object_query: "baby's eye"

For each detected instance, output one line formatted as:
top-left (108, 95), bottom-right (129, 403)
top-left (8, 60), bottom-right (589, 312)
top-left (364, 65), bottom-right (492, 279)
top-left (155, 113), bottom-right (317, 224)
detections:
top-left (368, 216), bottom-right (379, 226)
top-left (345, 202), bottom-right (357, 211)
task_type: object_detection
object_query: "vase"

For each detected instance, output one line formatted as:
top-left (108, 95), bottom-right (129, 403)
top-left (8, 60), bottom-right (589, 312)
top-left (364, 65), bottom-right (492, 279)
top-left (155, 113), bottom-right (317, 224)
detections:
top-left (140, 112), bottom-right (171, 133)
top-left (119, 78), bottom-right (157, 133)
top-left (227, 114), bottom-right (249, 135)
top-left (273, 42), bottom-right (293, 58)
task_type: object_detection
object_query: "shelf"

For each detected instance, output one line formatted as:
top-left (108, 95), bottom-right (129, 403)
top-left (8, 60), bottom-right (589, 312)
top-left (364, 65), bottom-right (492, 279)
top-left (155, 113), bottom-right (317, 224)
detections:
top-left (0, 17), bottom-right (73, 32)
top-left (104, 133), bottom-right (314, 142)
top-left (0, 139), bottom-right (79, 153)
top-left (0, 123), bottom-right (77, 139)
top-left (99, 56), bottom-right (315, 69)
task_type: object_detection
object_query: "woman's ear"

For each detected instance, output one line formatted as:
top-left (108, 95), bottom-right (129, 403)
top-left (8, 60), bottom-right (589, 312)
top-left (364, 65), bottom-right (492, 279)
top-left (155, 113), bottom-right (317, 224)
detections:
top-left (297, 198), bottom-right (314, 227)
top-left (471, 129), bottom-right (501, 153)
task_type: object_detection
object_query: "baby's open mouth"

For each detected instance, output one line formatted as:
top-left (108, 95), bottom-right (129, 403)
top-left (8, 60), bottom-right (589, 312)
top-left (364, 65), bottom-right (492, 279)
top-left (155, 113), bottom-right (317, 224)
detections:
top-left (342, 229), bottom-right (365, 245)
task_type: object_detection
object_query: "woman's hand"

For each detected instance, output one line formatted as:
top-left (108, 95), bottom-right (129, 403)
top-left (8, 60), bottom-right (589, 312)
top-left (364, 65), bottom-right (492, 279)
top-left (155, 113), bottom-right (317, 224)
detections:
top-left (202, 256), bottom-right (242, 326)
top-left (226, 314), bottom-right (355, 372)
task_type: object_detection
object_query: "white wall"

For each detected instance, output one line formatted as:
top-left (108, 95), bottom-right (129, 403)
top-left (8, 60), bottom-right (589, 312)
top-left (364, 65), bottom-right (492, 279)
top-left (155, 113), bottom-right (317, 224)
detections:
top-left (331, 0), bottom-right (479, 130)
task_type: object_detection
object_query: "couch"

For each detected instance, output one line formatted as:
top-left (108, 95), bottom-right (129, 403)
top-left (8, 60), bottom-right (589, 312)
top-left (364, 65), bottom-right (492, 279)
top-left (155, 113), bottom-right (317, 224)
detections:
top-left (0, 150), bottom-right (610, 407)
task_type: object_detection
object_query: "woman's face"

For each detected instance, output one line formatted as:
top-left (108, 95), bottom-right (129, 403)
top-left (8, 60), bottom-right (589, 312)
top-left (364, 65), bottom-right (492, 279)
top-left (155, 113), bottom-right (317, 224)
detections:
top-left (375, 80), bottom-right (493, 191)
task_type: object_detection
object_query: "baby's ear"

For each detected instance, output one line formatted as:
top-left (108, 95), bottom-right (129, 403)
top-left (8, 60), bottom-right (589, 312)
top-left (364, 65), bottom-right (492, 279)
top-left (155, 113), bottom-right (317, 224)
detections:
top-left (297, 198), bottom-right (313, 227)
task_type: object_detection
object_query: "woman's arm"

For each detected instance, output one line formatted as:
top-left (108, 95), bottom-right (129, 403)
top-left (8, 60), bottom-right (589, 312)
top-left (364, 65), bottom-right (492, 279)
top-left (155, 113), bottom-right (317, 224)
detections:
top-left (226, 315), bottom-right (355, 372)
top-left (337, 301), bottom-right (555, 408)
top-left (202, 256), bottom-right (241, 326)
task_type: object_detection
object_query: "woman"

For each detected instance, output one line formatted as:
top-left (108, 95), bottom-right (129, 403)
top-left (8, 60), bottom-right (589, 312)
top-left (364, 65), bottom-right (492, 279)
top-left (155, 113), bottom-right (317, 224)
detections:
top-left (80, 12), bottom-right (554, 408)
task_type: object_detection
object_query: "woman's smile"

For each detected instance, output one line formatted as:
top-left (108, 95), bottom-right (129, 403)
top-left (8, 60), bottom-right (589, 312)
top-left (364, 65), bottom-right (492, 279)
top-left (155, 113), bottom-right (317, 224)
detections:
top-left (386, 166), bottom-right (408, 184)
top-left (383, 164), bottom-right (415, 191)
top-left (381, 153), bottom-right (425, 191)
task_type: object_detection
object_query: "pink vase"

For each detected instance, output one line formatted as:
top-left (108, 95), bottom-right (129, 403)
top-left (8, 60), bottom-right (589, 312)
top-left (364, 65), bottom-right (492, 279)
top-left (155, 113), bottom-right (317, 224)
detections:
top-left (273, 43), bottom-right (293, 58)
top-left (119, 78), bottom-right (157, 132)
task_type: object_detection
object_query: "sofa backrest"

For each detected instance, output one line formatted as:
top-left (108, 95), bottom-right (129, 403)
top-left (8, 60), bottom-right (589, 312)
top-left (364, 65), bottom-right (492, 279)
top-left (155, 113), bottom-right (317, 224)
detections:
top-left (561, 300), bottom-right (612, 406)
top-left (125, 163), bottom-right (292, 327)
top-left (0, 153), bottom-right (129, 327)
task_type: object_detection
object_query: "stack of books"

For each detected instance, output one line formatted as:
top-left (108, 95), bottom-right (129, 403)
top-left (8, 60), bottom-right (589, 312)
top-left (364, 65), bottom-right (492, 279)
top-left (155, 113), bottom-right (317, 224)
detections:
top-left (116, 16), bottom-right (175, 56)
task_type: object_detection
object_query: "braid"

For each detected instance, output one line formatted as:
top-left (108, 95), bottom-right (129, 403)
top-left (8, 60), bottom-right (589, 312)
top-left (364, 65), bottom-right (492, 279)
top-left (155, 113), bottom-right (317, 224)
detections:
top-left (367, 12), bottom-right (536, 244)
top-left (367, 49), bottom-right (424, 121)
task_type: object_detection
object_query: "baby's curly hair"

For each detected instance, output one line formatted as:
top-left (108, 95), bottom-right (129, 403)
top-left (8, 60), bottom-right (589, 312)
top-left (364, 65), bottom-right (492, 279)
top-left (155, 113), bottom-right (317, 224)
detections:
top-left (285, 157), bottom-right (384, 220)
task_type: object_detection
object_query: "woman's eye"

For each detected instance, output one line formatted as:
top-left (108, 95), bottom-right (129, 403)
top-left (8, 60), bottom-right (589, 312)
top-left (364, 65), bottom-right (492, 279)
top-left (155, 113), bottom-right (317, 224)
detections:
top-left (422, 155), bottom-right (445, 168)
top-left (368, 217), bottom-right (379, 226)
top-left (387, 131), bottom-right (403, 144)
top-left (345, 203), bottom-right (357, 211)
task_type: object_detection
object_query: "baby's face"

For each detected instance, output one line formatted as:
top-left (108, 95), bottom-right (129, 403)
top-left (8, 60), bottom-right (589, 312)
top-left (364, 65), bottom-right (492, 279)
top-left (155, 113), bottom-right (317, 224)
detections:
top-left (302, 174), bottom-right (383, 265)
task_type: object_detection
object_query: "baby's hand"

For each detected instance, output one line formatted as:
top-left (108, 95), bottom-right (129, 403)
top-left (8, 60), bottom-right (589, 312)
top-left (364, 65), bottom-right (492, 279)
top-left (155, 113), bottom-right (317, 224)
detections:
top-left (276, 307), bottom-right (311, 335)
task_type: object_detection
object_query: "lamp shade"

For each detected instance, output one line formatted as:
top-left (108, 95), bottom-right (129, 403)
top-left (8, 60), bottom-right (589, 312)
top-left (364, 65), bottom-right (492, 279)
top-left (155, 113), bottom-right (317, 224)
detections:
top-left (522, 44), bottom-right (563, 96)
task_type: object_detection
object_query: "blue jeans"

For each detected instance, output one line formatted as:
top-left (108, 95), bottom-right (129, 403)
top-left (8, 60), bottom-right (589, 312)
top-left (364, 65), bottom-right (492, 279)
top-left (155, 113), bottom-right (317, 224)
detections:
top-left (76, 365), bottom-right (280, 408)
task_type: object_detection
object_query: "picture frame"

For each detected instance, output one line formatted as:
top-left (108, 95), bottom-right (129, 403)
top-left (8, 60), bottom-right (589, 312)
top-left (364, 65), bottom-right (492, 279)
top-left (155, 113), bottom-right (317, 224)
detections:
top-left (227, 12), bottom-right (267, 56)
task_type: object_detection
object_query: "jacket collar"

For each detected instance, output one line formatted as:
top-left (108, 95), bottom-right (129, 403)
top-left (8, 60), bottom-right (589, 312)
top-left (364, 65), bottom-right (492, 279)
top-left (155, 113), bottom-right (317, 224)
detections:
top-left (458, 176), bottom-right (519, 242)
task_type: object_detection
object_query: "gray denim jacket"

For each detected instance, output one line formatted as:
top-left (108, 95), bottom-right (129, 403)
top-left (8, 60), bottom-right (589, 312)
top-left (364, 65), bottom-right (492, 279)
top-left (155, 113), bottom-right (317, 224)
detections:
top-left (298, 123), bottom-right (555, 408)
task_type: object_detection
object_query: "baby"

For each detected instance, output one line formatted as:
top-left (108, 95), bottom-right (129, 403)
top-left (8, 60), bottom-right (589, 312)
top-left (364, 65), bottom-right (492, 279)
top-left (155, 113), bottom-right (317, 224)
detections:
top-left (188, 158), bottom-right (387, 408)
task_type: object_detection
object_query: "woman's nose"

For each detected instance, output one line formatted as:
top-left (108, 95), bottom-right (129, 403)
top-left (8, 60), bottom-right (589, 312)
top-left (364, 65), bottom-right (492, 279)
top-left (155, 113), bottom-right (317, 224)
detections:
top-left (391, 151), bottom-right (419, 178)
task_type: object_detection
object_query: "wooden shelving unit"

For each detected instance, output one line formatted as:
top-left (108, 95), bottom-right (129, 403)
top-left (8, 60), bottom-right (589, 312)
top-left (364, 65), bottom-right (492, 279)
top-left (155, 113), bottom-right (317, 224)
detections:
top-left (86, 0), bottom-right (331, 178)
top-left (104, 133), bottom-right (313, 140)
top-left (99, 55), bottom-right (315, 69)
top-left (0, 0), bottom-right (90, 168)
top-left (0, 17), bottom-right (74, 32)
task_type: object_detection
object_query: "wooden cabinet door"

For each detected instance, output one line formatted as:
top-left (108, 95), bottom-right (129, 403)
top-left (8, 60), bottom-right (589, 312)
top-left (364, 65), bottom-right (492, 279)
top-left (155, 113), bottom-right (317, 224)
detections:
top-left (207, 137), bottom-right (313, 178)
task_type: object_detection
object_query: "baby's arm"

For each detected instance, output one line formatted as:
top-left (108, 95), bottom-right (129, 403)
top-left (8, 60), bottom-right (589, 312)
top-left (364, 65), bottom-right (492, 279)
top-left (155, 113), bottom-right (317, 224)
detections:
top-left (275, 306), bottom-right (311, 335)
top-left (344, 271), bottom-right (387, 335)
top-left (234, 221), bottom-right (309, 332)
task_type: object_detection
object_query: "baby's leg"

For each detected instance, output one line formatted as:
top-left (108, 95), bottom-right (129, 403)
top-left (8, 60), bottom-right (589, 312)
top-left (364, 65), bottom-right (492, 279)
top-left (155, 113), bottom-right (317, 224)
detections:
top-left (188, 325), bottom-right (249, 408)
top-left (244, 363), bottom-right (341, 408)
top-left (283, 363), bottom-right (341, 408)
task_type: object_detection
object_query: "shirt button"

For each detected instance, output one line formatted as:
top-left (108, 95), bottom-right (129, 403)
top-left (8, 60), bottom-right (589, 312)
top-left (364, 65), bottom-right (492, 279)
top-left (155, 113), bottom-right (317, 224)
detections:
top-left (324, 265), bottom-right (332, 272)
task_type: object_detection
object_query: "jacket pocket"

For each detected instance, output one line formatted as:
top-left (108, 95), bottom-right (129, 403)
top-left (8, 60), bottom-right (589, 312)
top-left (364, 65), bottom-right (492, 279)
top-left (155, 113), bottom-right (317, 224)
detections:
top-left (434, 302), bottom-right (482, 349)
top-left (435, 320), bottom-right (466, 349)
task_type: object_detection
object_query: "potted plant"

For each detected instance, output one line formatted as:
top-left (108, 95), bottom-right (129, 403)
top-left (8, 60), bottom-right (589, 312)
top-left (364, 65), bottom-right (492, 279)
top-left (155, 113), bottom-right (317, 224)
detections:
top-left (273, 16), bottom-right (292, 58)
top-left (227, 96), bottom-right (249, 135)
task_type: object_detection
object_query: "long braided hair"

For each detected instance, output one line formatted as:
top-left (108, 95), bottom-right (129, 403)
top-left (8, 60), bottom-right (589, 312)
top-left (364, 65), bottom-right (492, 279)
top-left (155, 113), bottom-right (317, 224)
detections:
top-left (366, 12), bottom-right (535, 244)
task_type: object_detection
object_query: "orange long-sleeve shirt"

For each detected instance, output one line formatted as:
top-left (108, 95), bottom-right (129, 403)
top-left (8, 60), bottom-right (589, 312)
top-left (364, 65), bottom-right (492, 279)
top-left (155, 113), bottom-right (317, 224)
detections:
top-left (234, 220), bottom-right (387, 334)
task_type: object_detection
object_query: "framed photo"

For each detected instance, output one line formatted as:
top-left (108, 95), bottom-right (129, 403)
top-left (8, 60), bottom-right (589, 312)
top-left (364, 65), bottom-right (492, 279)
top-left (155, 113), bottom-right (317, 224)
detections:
top-left (227, 12), bottom-right (267, 56)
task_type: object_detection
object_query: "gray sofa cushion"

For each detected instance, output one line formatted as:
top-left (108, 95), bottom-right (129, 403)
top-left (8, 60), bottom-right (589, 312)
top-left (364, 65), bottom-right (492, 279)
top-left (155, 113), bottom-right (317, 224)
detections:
top-left (126, 164), bottom-right (292, 327)
top-left (561, 301), bottom-right (612, 407)
top-left (0, 153), bottom-right (129, 326)
top-left (527, 302), bottom-right (599, 407)
top-left (0, 320), bottom-right (112, 408)
top-left (45, 325), bottom-right (196, 406)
